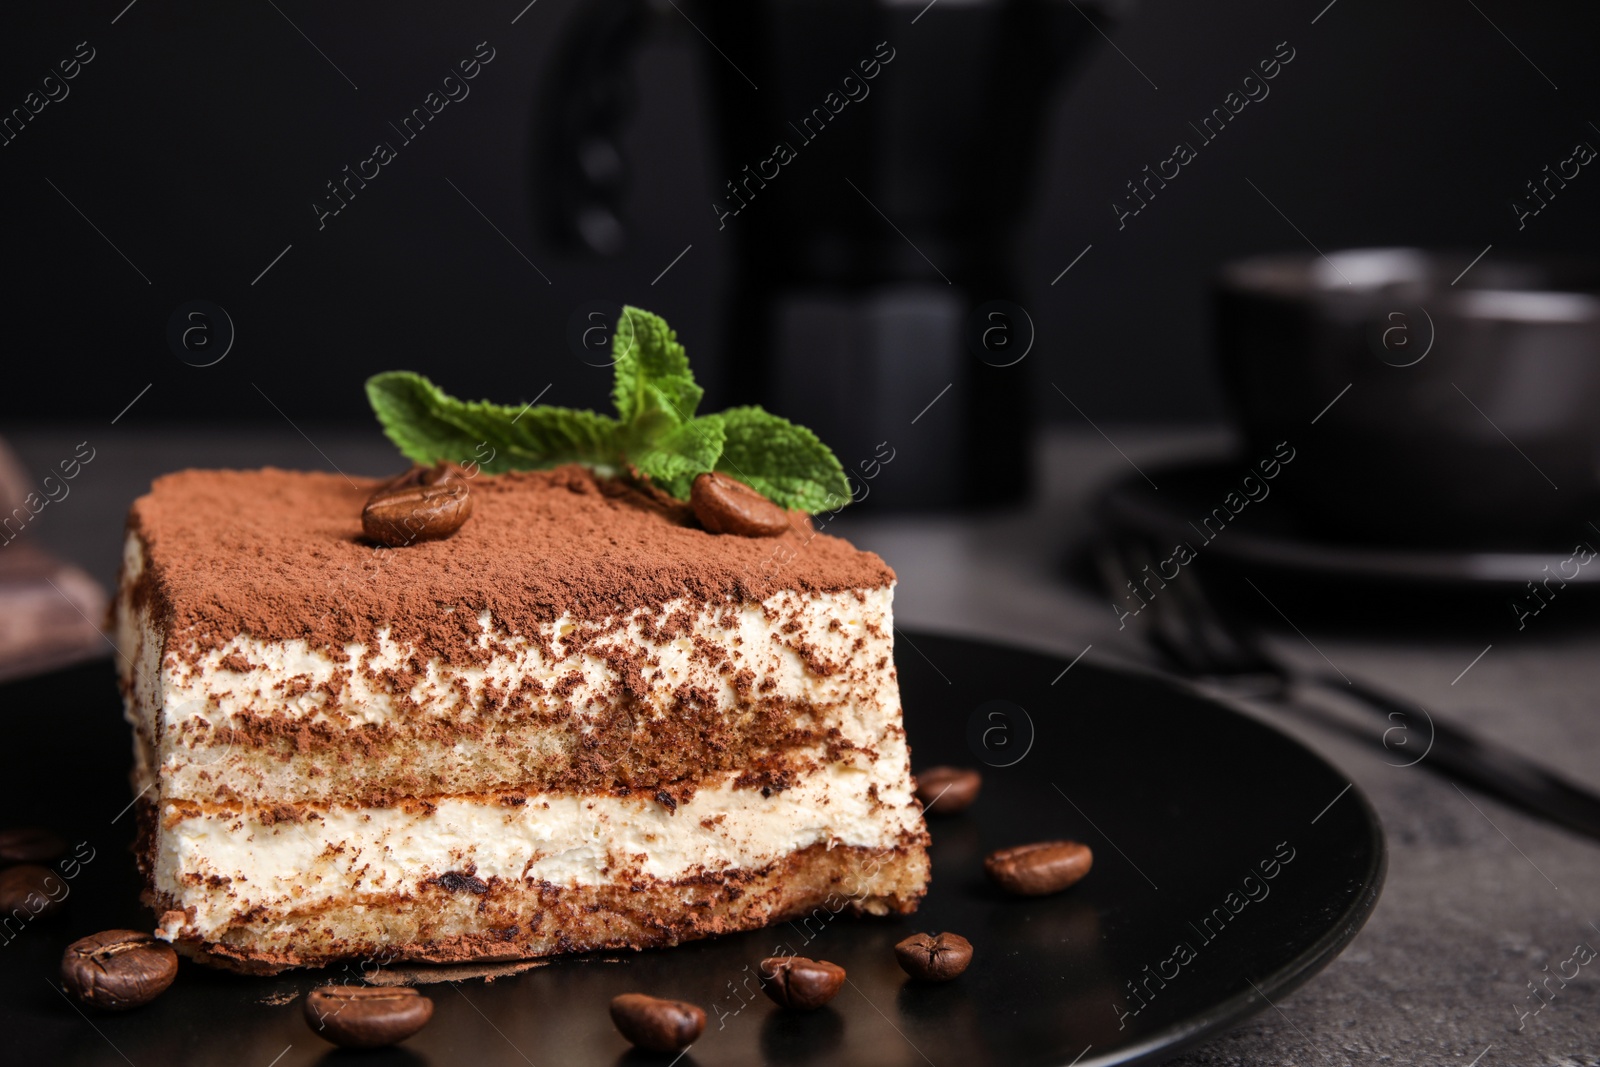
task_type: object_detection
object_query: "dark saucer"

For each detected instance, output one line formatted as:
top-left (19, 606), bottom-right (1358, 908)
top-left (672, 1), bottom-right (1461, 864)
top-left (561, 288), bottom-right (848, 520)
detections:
top-left (1098, 459), bottom-right (1600, 593)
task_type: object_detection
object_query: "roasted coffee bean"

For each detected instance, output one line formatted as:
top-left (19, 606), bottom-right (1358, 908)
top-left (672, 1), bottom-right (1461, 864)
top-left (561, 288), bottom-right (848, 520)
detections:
top-left (304, 985), bottom-right (434, 1048)
top-left (0, 827), bottom-right (67, 864)
top-left (362, 462), bottom-right (473, 546)
top-left (985, 840), bottom-right (1094, 896)
top-left (759, 956), bottom-right (846, 1010)
top-left (690, 472), bottom-right (789, 537)
top-left (894, 932), bottom-right (974, 981)
top-left (61, 930), bottom-right (179, 1010)
top-left (0, 864), bottom-right (66, 917)
top-left (609, 992), bottom-right (706, 1053)
top-left (377, 461), bottom-right (469, 493)
top-left (913, 767), bottom-right (982, 815)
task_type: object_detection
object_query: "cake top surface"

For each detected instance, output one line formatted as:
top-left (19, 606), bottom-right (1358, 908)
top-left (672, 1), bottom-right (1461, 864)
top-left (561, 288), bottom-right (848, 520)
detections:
top-left (126, 465), bottom-right (892, 658)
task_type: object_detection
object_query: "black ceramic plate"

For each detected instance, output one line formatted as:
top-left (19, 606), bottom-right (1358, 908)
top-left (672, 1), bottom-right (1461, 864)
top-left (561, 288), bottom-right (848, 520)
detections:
top-left (1101, 459), bottom-right (1600, 590)
top-left (2, 633), bottom-right (1383, 1067)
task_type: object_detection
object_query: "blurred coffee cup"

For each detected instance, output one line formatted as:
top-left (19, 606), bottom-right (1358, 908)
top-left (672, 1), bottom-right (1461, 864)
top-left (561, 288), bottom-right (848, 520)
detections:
top-left (1215, 247), bottom-right (1600, 547)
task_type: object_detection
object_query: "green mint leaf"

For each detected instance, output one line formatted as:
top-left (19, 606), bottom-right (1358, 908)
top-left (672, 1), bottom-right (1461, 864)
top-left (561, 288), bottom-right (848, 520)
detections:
top-left (451, 404), bottom-right (624, 476)
top-left (367, 371), bottom-right (493, 466)
top-left (633, 414), bottom-right (725, 500)
top-left (366, 371), bottom-right (622, 475)
top-left (370, 308), bottom-right (852, 510)
top-left (611, 306), bottom-right (704, 430)
top-left (715, 406), bottom-right (852, 512)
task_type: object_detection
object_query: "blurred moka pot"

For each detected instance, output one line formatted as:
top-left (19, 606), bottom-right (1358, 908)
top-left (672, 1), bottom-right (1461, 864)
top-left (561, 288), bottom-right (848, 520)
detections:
top-left (1216, 248), bottom-right (1600, 547)
top-left (541, 0), bottom-right (1124, 508)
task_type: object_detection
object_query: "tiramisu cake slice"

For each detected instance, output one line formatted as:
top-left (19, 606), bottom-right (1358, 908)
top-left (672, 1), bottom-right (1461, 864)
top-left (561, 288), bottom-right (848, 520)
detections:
top-left (113, 309), bottom-right (929, 972)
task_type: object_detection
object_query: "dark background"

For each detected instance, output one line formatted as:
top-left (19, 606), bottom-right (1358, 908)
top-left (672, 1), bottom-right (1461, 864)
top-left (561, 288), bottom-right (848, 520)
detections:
top-left (4, 0), bottom-right (1600, 427)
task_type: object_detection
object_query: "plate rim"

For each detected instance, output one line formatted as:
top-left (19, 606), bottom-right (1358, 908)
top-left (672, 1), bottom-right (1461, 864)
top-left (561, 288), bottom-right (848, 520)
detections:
top-left (899, 628), bottom-right (1389, 1067)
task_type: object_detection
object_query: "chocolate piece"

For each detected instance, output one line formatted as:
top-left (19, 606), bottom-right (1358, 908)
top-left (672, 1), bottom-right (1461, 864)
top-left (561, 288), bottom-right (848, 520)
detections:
top-left (691, 472), bottom-right (789, 537)
top-left (912, 767), bottom-right (982, 814)
top-left (304, 985), bottom-right (433, 1047)
top-left (984, 840), bottom-right (1094, 896)
top-left (759, 956), bottom-right (846, 1009)
top-left (61, 930), bottom-right (179, 1010)
top-left (894, 932), bottom-right (973, 981)
top-left (609, 992), bottom-right (705, 1052)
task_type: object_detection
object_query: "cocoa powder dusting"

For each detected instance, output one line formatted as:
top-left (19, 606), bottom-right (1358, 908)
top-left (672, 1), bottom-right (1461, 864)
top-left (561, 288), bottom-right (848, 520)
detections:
top-left (126, 466), bottom-right (894, 664)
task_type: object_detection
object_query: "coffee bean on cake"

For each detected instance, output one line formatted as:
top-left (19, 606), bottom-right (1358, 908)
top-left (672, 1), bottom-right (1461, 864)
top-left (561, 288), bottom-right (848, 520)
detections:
top-left (690, 472), bottom-right (789, 537)
top-left (362, 462), bottom-right (473, 546)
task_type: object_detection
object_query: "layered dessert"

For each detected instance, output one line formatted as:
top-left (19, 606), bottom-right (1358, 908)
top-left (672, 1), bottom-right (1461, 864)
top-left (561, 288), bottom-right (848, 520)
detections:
top-left (115, 464), bottom-right (929, 972)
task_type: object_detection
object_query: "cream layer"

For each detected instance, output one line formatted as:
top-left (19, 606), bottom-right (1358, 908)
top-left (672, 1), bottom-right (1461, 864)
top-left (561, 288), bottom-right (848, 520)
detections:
top-left (116, 531), bottom-right (902, 806)
top-left (115, 532), bottom-right (899, 804)
top-left (154, 756), bottom-right (922, 945)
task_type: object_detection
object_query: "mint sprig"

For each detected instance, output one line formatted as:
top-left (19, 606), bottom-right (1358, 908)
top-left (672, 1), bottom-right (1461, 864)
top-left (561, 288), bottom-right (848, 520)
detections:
top-left (365, 306), bottom-right (852, 512)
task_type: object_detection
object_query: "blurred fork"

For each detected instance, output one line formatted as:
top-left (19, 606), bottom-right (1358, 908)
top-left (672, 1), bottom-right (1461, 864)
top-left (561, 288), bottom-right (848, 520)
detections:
top-left (1099, 535), bottom-right (1600, 842)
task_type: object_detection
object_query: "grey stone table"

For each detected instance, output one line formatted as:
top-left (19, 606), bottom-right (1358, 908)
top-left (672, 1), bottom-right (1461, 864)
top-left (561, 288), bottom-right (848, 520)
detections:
top-left (9, 424), bottom-right (1599, 1066)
